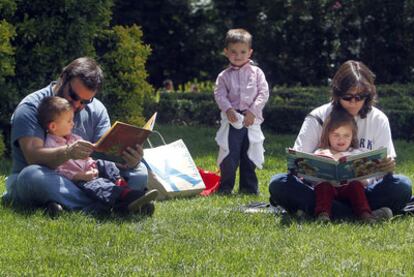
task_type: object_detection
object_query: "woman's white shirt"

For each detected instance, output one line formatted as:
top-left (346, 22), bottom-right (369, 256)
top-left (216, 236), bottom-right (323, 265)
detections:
top-left (293, 103), bottom-right (396, 158)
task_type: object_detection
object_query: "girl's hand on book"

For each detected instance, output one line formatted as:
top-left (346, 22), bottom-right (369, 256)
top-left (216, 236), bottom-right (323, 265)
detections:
top-left (121, 144), bottom-right (144, 169)
top-left (377, 157), bottom-right (395, 173)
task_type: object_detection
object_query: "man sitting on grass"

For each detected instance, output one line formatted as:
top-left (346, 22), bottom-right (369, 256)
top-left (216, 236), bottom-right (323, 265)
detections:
top-left (3, 57), bottom-right (151, 217)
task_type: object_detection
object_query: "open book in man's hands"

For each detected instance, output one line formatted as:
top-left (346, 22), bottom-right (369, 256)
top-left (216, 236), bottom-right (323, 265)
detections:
top-left (91, 112), bottom-right (157, 163)
top-left (287, 147), bottom-right (388, 185)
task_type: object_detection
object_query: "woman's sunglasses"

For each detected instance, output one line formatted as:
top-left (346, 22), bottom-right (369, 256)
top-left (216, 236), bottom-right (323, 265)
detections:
top-left (68, 83), bottom-right (94, 105)
top-left (340, 93), bottom-right (369, 102)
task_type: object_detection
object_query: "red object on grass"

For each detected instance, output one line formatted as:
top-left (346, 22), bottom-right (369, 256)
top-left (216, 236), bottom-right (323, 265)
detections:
top-left (198, 167), bottom-right (220, 196)
top-left (115, 178), bottom-right (128, 187)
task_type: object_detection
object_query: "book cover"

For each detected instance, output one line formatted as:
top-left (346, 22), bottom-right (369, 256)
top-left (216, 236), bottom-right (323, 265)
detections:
top-left (286, 147), bottom-right (388, 185)
top-left (91, 113), bottom-right (157, 163)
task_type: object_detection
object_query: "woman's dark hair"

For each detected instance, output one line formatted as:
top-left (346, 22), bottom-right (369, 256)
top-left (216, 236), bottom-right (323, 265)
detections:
top-left (38, 96), bottom-right (72, 130)
top-left (319, 107), bottom-right (359, 149)
top-left (331, 60), bottom-right (377, 118)
top-left (55, 57), bottom-right (104, 95)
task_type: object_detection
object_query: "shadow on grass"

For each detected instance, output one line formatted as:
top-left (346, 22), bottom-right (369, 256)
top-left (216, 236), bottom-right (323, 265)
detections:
top-left (1, 197), bottom-right (155, 223)
top-left (0, 158), bottom-right (154, 223)
top-left (276, 213), bottom-right (347, 226)
top-left (276, 211), bottom-right (411, 226)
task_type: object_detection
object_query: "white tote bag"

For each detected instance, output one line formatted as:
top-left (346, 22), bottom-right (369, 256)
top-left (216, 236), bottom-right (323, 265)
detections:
top-left (143, 139), bottom-right (205, 200)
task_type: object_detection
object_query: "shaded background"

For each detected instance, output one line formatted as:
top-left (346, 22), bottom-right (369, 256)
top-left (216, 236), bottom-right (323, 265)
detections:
top-left (112, 0), bottom-right (414, 88)
top-left (1, 0), bottom-right (414, 156)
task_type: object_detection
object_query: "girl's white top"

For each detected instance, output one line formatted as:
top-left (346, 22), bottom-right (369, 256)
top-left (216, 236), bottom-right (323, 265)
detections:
top-left (294, 103), bottom-right (396, 158)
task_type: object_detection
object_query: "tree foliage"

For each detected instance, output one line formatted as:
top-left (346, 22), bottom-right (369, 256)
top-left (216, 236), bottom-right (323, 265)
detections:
top-left (111, 0), bottom-right (224, 88)
top-left (11, 0), bottom-right (113, 93)
top-left (97, 25), bottom-right (153, 126)
top-left (0, 0), bottom-right (17, 156)
top-left (0, 0), bottom-right (154, 155)
top-left (112, 0), bottom-right (414, 87)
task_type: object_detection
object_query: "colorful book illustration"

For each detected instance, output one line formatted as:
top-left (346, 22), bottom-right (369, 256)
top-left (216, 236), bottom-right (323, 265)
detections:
top-left (91, 112), bottom-right (157, 163)
top-left (286, 147), bottom-right (388, 185)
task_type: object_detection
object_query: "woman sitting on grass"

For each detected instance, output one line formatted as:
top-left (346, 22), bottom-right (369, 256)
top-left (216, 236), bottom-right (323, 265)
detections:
top-left (269, 60), bottom-right (412, 220)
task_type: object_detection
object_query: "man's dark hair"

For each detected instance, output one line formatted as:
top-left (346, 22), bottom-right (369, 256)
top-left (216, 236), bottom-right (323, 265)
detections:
top-left (55, 57), bottom-right (104, 94)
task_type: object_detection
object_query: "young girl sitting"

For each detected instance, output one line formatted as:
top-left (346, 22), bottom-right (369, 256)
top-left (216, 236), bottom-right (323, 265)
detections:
top-left (313, 108), bottom-right (392, 223)
top-left (38, 96), bottom-right (158, 215)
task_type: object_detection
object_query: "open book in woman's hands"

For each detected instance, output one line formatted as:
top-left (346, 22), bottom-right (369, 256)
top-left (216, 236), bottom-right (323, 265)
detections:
top-left (286, 147), bottom-right (388, 186)
top-left (91, 113), bottom-right (157, 163)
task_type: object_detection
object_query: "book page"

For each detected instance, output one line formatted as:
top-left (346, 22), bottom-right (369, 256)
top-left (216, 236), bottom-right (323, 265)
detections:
top-left (92, 112), bottom-right (157, 163)
top-left (142, 112), bottom-right (157, 130)
top-left (336, 148), bottom-right (387, 182)
top-left (287, 148), bottom-right (339, 183)
top-left (286, 147), bottom-right (388, 184)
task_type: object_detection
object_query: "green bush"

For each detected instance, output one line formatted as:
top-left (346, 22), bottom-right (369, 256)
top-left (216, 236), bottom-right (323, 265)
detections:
top-left (0, 2), bottom-right (154, 155)
top-left (97, 25), bottom-right (153, 126)
top-left (0, 0), bottom-right (114, 155)
top-left (144, 92), bottom-right (219, 126)
top-left (0, 19), bottom-right (15, 82)
top-left (11, 0), bottom-right (113, 93)
top-left (386, 110), bottom-right (414, 141)
top-left (0, 131), bottom-right (5, 158)
top-left (0, 1), bottom-right (17, 156)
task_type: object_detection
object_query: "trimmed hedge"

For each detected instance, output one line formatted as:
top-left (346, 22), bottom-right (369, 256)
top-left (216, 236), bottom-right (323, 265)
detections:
top-left (144, 84), bottom-right (414, 141)
top-left (145, 92), bottom-right (218, 126)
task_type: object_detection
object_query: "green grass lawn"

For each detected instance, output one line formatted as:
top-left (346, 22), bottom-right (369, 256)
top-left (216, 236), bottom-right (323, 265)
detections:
top-left (1, 124), bottom-right (414, 276)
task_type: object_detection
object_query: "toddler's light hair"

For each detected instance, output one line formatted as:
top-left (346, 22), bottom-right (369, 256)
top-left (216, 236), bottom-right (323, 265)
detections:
top-left (38, 96), bottom-right (72, 130)
top-left (225, 29), bottom-right (252, 48)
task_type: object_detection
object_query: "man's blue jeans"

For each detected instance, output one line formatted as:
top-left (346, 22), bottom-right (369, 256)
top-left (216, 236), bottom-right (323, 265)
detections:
top-left (268, 173), bottom-right (412, 219)
top-left (3, 162), bottom-right (148, 213)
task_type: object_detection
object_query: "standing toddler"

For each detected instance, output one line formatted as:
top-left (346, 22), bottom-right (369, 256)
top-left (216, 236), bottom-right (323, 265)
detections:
top-left (214, 28), bottom-right (269, 195)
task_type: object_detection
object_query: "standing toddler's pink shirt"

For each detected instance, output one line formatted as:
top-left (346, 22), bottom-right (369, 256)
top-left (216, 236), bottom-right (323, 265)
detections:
top-left (214, 60), bottom-right (269, 123)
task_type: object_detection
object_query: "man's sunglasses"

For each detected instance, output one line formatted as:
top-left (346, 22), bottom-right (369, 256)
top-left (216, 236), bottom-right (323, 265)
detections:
top-left (340, 93), bottom-right (369, 102)
top-left (68, 83), bottom-right (94, 105)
